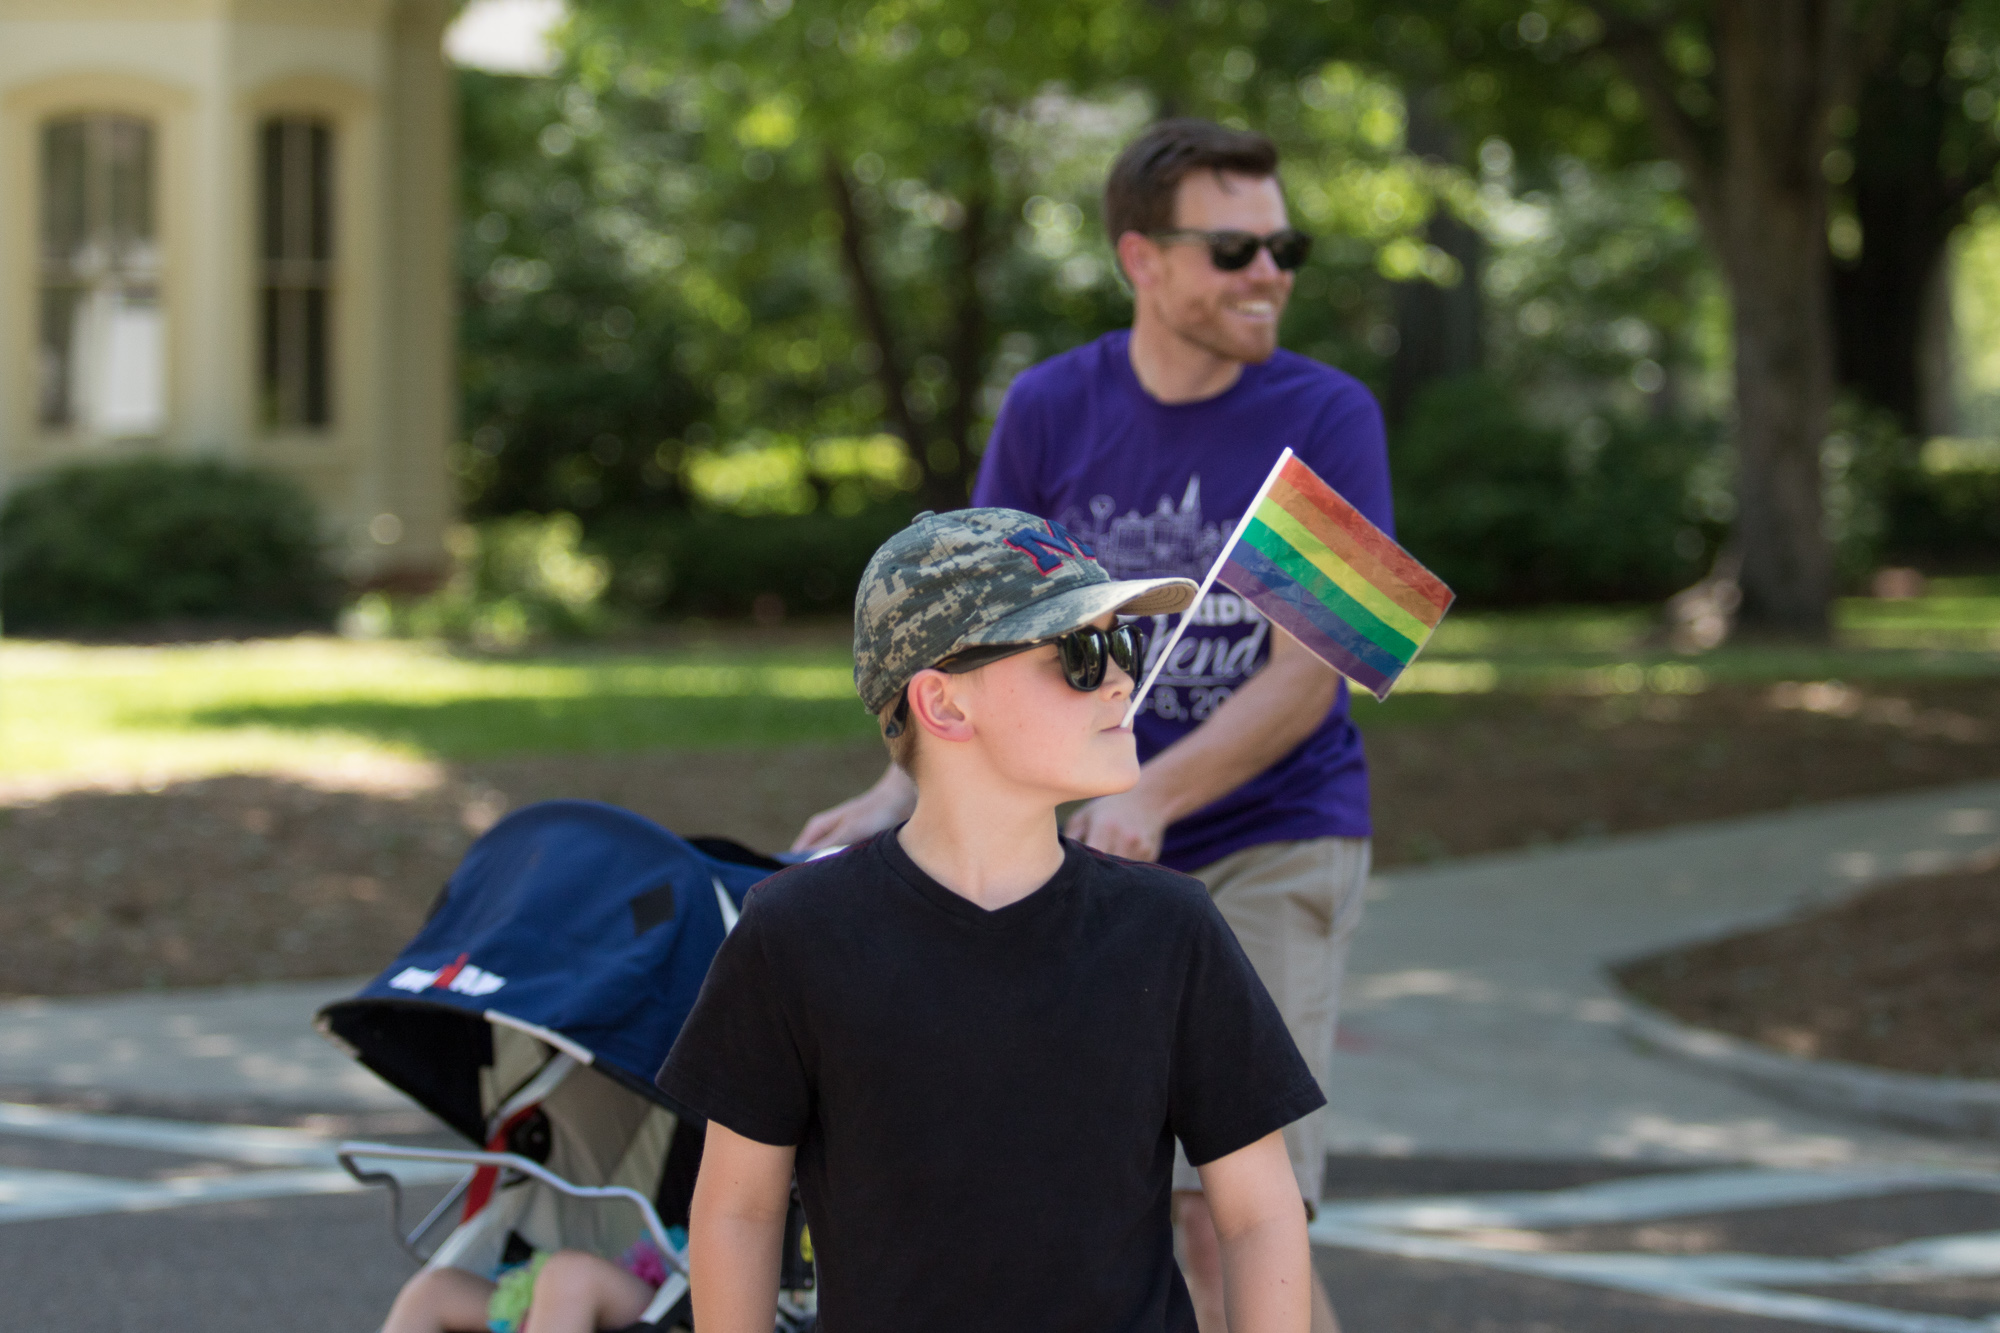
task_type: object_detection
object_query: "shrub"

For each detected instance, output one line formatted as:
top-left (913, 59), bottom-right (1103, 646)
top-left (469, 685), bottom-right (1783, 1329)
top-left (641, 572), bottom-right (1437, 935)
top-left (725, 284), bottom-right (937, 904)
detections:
top-left (1, 458), bottom-right (337, 633)
top-left (348, 512), bottom-right (613, 647)
top-left (1390, 375), bottom-right (1716, 605)
top-left (1878, 438), bottom-right (2000, 571)
top-left (592, 505), bottom-right (919, 620)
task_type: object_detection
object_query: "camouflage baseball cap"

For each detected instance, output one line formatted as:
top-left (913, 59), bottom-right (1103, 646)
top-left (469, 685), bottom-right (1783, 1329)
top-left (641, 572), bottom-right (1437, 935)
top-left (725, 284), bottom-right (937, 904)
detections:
top-left (853, 507), bottom-right (1197, 714)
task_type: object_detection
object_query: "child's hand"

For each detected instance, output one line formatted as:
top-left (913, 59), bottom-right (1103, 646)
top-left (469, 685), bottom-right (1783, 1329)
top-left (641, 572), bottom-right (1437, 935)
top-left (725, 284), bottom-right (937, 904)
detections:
top-left (1065, 789), bottom-right (1169, 862)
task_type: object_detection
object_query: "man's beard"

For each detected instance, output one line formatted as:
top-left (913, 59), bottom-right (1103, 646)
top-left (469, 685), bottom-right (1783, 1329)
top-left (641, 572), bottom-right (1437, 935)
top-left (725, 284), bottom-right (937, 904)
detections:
top-left (1170, 296), bottom-right (1282, 364)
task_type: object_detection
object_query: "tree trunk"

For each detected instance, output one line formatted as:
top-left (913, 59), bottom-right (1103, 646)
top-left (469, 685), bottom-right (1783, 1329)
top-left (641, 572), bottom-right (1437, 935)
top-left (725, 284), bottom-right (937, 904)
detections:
top-left (1386, 88), bottom-right (1483, 427)
top-left (823, 151), bottom-right (927, 477)
top-left (1714, 3), bottom-right (1840, 635)
top-left (935, 189), bottom-right (990, 512)
top-left (1830, 171), bottom-right (1957, 437)
top-left (1601, 2), bottom-right (1842, 637)
top-left (825, 150), bottom-right (997, 512)
top-left (1916, 248), bottom-right (1959, 437)
top-left (1830, 6), bottom-right (1962, 434)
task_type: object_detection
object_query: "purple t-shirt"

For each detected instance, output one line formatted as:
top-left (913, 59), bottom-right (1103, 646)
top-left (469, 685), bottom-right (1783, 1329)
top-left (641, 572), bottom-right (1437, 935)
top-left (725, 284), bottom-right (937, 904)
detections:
top-left (971, 329), bottom-right (1393, 872)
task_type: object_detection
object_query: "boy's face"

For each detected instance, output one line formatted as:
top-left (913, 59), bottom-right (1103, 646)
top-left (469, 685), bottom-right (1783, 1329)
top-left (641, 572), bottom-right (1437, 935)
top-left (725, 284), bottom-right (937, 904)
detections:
top-left (935, 613), bottom-right (1140, 803)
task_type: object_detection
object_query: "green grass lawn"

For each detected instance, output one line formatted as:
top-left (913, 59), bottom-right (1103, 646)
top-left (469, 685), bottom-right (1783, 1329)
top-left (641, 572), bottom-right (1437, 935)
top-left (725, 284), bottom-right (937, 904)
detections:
top-left (3, 578), bottom-right (1995, 784)
top-left (0, 636), bottom-right (875, 782)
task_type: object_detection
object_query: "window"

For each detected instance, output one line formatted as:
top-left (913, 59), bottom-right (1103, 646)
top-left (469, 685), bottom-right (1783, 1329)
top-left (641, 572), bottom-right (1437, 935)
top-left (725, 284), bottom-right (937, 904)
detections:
top-left (38, 115), bottom-right (164, 437)
top-left (259, 116), bottom-right (334, 429)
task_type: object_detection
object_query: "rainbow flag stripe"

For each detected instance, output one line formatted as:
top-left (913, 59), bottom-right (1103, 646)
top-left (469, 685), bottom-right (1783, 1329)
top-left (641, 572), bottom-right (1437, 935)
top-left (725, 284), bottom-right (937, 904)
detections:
top-left (1216, 455), bottom-right (1454, 701)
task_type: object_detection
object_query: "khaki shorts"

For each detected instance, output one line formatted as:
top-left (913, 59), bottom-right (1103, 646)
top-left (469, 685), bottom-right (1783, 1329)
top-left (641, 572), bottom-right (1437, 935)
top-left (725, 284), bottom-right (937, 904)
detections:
top-left (1171, 836), bottom-right (1369, 1210)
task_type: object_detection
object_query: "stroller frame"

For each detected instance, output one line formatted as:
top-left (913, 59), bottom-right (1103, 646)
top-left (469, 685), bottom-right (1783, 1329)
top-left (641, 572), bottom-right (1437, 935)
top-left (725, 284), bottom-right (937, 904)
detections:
top-left (317, 802), bottom-right (816, 1332)
top-left (338, 1141), bottom-right (691, 1325)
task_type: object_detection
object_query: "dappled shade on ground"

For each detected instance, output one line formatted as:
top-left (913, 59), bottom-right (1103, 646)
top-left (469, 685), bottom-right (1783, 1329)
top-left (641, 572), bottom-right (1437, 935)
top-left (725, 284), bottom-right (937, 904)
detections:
top-left (1470, 1190), bottom-right (2000, 1258)
top-left (2, 677), bottom-right (1996, 997)
top-left (1617, 853), bottom-right (2000, 1081)
top-left (1363, 678), bottom-right (1997, 865)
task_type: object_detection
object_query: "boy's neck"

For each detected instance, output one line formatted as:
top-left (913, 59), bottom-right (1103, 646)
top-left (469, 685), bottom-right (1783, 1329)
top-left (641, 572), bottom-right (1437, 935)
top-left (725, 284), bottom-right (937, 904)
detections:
top-left (897, 784), bottom-right (1067, 912)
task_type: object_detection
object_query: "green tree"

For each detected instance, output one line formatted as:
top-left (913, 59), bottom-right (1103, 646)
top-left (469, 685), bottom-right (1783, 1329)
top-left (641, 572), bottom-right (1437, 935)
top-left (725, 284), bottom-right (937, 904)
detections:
top-left (1272, 1), bottom-right (1999, 629)
top-left (459, 68), bottom-right (712, 521)
top-left (566, 0), bottom-right (1452, 509)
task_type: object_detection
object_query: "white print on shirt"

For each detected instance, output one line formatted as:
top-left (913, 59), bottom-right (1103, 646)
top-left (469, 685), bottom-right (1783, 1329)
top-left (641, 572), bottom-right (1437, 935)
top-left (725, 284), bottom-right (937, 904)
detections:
top-left (1059, 478), bottom-right (1269, 717)
top-left (1060, 477), bottom-right (1228, 581)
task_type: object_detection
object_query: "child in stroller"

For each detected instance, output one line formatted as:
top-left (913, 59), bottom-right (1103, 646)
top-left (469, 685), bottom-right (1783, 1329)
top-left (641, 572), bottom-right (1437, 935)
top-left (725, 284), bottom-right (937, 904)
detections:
top-left (381, 1236), bottom-right (675, 1333)
top-left (317, 800), bottom-right (815, 1333)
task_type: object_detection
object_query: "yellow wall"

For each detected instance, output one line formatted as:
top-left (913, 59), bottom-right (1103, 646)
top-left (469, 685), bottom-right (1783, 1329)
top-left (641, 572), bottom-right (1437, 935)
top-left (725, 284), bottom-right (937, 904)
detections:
top-left (0, 0), bottom-right (455, 584)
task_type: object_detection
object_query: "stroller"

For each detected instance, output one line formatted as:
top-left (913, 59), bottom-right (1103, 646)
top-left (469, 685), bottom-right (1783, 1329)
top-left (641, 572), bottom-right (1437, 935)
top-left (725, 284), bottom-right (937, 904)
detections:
top-left (318, 800), bottom-right (818, 1332)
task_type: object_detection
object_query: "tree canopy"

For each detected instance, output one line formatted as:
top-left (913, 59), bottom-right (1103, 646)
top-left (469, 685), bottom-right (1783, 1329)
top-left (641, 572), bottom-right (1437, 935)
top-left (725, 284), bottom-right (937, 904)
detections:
top-left (456, 0), bottom-right (2000, 621)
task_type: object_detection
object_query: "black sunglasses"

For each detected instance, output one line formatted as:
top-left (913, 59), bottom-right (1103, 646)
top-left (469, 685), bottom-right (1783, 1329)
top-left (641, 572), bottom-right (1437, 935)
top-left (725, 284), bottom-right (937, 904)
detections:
top-left (1149, 227), bottom-right (1312, 272)
top-left (887, 624), bottom-right (1149, 736)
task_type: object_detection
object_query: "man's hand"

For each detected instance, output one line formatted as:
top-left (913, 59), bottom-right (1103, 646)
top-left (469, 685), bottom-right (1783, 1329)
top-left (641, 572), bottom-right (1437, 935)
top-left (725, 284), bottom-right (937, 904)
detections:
top-left (1067, 627), bottom-right (1339, 864)
top-left (1065, 788), bottom-right (1172, 862)
top-left (792, 763), bottom-right (917, 852)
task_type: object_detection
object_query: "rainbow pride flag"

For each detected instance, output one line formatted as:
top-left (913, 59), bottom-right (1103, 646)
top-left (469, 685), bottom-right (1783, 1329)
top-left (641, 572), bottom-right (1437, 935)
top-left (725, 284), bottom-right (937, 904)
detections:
top-left (1124, 448), bottom-right (1453, 724)
top-left (1215, 450), bottom-right (1453, 700)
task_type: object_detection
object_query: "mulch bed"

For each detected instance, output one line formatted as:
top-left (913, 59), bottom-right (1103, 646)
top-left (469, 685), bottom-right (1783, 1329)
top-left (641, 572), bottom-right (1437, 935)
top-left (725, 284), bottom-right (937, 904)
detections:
top-left (1615, 853), bottom-right (2000, 1080)
top-left (1362, 678), bottom-right (1998, 865)
top-left (2, 678), bottom-right (1996, 1021)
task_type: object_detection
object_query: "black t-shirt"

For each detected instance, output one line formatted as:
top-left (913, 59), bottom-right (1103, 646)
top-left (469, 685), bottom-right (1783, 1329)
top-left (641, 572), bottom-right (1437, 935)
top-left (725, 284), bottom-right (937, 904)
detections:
top-left (655, 828), bottom-right (1324, 1333)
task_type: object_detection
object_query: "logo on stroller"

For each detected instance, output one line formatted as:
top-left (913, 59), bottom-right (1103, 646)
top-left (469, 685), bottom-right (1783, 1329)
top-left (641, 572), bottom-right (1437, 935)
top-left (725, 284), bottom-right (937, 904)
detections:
top-left (388, 952), bottom-right (507, 997)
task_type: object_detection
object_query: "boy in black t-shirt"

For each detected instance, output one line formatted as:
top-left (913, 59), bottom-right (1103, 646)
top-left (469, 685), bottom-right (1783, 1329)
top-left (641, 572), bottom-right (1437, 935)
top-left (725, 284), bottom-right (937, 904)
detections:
top-left (657, 508), bottom-right (1325, 1333)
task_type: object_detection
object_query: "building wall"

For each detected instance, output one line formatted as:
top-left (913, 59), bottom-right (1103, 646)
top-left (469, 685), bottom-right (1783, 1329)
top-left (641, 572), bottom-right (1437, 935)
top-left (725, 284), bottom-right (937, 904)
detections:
top-left (0, 0), bottom-right (455, 584)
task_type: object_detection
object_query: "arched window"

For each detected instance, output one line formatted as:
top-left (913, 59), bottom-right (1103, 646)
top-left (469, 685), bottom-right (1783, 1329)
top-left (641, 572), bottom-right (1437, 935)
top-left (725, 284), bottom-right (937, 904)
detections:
top-left (259, 116), bottom-right (334, 429)
top-left (38, 114), bottom-right (163, 437)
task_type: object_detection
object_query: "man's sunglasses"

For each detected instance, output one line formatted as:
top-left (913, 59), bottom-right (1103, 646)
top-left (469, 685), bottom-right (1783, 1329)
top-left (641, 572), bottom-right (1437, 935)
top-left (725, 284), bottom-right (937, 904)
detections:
top-left (1149, 227), bottom-right (1313, 272)
top-left (887, 623), bottom-right (1149, 736)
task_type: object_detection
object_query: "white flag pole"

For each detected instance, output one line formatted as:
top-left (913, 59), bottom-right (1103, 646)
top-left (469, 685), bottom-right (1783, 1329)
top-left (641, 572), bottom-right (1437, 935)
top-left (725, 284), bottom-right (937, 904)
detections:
top-left (1122, 447), bottom-right (1294, 728)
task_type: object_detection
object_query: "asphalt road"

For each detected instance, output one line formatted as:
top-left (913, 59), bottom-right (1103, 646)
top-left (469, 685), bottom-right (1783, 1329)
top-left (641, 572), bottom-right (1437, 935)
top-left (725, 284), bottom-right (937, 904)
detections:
top-left (5, 1106), bottom-right (1999, 1333)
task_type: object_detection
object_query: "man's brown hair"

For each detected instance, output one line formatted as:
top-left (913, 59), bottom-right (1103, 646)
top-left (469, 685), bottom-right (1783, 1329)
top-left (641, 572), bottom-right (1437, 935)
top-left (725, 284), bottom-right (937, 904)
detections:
top-left (1103, 118), bottom-right (1281, 244)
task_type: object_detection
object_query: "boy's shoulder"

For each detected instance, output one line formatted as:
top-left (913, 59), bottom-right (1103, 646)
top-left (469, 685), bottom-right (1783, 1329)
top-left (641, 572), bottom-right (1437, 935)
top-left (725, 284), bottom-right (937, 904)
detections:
top-left (739, 835), bottom-right (1221, 953)
top-left (738, 839), bottom-right (885, 922)
top-left (1068, 840), bottom-right (1217, 921)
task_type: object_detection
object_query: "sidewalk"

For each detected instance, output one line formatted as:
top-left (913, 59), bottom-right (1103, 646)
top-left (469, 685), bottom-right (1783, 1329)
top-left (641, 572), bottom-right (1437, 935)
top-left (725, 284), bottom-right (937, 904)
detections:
top-left (3, 781), bottom-right (1999, 1163)
top-left (0, 977), bottom-right (401, 1112)
top-left (1326, 778), bottom-right (2000, 1170)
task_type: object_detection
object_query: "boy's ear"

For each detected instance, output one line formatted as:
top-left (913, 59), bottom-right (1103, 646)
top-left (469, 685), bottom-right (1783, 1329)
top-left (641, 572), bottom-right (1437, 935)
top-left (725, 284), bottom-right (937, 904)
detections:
top-left (906, 669), bottom-right (975, 743)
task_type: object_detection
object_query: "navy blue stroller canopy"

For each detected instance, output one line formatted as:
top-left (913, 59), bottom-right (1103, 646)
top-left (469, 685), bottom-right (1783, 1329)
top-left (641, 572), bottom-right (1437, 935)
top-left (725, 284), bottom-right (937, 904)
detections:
top-left (318, 800), bottom-right (775, 1143)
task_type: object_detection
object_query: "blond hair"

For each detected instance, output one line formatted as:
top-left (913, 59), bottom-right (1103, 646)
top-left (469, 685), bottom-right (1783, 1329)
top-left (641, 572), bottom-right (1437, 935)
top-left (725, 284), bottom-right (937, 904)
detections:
top-left (880, 695), bottom-right (921, 776)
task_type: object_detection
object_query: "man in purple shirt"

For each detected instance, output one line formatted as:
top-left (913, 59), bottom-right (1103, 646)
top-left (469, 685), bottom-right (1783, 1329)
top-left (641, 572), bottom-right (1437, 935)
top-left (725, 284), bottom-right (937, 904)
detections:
top-left (796, 119), bottom-right (1389, 1333)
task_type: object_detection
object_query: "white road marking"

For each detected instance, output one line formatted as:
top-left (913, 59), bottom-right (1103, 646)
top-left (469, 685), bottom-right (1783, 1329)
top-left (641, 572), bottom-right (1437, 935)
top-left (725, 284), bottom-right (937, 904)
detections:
top-left (0, 1163), bottom-right (463, 1225)
top-left (1310, 1167), bottom-right (2000, 1333)
top-left (4, 1102), bottom-right (1998, 1331)
top-left (1311, 1221), bottom-right (1997, 1333)
top-left (0, 1100), bottom-right (346, 1166)
top-left (1317, 1167), bottom-right (2000, 1232)
top-left (0, 1102), bottom-right (462, 1226)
